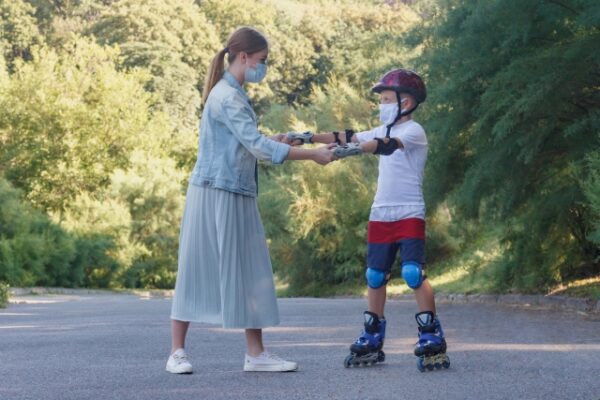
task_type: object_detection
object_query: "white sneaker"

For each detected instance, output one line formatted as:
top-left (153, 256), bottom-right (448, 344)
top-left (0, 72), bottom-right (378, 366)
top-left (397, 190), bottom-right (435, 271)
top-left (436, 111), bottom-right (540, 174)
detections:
top-left (166, 348), bottom-right (193, 374)
top-left (243, 352), bottom-right (298, 372)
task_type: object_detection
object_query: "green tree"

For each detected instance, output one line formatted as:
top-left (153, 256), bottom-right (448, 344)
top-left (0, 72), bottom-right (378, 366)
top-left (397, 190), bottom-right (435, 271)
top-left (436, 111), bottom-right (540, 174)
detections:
top-left (88, 0), bottom-right (219, 132)
top-left (583, 136), bottom-right (600, 246)
top-left (0, 0), bottom-right (42, 70)
top-left (0, 37), bottom-right (172, 212)
top-left (412, 0), bottom-right (600, 290)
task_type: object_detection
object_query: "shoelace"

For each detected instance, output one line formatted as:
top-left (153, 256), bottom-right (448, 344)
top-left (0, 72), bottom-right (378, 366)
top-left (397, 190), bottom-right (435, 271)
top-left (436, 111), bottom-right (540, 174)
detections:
top-left (173, 353), bottom-right (189, 363)
top-left (262, 352), bottom-right (284, 362)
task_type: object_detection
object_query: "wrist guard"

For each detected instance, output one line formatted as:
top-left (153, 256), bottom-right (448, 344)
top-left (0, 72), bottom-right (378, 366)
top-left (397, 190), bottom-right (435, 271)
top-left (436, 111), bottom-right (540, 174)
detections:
top-left (287, 131), bottom-right (313, 144)
top-left (333, 143), bottom-right (363, 158)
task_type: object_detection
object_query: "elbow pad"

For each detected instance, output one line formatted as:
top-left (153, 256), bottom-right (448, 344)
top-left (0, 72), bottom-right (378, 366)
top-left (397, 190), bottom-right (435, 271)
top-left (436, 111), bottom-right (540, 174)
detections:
top-left (374, 137), bottom-right (399, 155)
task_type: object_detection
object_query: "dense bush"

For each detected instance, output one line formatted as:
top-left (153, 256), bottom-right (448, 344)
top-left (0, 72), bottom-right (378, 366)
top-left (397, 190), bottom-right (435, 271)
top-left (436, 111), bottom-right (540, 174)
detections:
top-left (0, 281), bottom-right (8, 308)
top-left (0, 177), bottom-right (76, 286)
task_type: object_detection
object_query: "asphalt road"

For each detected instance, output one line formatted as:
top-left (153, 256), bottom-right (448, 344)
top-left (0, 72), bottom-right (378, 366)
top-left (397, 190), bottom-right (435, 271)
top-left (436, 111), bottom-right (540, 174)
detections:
top-left (1, 294), bottom-right (599, 400)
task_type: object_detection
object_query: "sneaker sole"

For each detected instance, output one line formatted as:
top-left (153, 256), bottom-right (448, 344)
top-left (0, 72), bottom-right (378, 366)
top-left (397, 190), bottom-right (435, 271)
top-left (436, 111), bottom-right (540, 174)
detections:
top-left (243, 365), bottom-right (298, 372)
top-left (166, 367), bottom-right (193, 374)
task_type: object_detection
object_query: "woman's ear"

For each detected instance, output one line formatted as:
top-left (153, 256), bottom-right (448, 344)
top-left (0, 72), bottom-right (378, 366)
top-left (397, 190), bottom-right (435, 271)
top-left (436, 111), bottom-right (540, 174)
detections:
top-left (238, 51), bottom-right (248, 64)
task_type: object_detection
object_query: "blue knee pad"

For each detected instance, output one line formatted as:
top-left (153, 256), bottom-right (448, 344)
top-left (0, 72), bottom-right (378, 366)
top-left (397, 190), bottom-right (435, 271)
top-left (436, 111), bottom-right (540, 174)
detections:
top-left (365, 267), bottom-right (388, 289)
top-left (401, 261), bottom-right (424, 289)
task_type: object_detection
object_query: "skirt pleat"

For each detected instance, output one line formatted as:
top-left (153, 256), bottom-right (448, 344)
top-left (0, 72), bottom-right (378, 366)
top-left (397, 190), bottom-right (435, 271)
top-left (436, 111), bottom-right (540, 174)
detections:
top-left (170, 184), bottom-right (279, 329)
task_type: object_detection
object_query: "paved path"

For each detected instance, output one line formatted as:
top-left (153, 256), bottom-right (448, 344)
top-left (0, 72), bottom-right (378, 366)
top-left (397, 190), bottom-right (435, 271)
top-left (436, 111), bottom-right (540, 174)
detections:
top-left (1, 294), bottom-right (599, 400)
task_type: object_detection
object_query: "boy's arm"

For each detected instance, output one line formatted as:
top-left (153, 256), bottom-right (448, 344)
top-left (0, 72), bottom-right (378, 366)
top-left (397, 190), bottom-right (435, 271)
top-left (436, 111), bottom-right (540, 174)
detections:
top-left (288, 129), bottom-right (358, 145)
top-left (314, 129), bottom-right (359, 145)
top-left (334, 137), bottom-right (402, 158)
top-left (363, 137), bottom-right (404, 154)
top-left (285, 129), bottom-right (402, 157)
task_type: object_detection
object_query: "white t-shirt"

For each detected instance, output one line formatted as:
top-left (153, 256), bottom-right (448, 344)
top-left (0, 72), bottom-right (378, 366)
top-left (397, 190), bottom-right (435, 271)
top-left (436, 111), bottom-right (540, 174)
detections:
top-left (356, 119), bottom-right (428, 222)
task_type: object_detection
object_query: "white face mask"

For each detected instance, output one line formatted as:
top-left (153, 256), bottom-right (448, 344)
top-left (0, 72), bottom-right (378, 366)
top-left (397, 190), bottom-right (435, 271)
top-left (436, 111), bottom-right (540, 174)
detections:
top-left (379, 103), bottom-right (399, 125)
top-left (378, 98), bottom-right (408, 125)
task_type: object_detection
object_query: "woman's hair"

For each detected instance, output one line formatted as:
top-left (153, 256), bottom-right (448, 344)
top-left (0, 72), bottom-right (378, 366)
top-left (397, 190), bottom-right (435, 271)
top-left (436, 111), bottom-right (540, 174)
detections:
top-left (201, 26), bottom-right (268, 104)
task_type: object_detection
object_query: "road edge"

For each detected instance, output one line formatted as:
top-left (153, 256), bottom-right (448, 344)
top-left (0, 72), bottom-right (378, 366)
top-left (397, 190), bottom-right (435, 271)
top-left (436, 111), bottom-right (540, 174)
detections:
top-left (7, 287), bottom-right (600, 315)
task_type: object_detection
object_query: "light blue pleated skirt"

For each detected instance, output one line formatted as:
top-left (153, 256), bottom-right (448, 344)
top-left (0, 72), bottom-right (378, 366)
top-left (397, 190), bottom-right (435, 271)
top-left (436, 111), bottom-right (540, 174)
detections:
top-left (170, 184), bottom-right (280, 329)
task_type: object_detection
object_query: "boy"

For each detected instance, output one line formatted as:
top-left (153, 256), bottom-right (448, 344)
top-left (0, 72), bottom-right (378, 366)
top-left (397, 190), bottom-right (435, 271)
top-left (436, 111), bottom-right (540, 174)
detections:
top-left (287, 69), bottom-right (449, 372)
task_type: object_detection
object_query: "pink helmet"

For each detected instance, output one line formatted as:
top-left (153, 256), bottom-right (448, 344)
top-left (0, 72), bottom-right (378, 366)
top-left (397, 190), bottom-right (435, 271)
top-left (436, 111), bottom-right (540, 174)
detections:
top-left (371, 69), bottom-right (427, 104)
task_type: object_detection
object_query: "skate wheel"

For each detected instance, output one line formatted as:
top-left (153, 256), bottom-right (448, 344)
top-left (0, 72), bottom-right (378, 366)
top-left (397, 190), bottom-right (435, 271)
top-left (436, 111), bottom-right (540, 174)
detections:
top-left (434, 362), bottom-right (442, 369)
top-left (442, 359), bottom-right (450, 369)
top-left (343, 354), bottom-right (354, 368)
top-left (426, 363), bottom-right (434, 371)
top-left (377, 350), bottom-right (386, 363)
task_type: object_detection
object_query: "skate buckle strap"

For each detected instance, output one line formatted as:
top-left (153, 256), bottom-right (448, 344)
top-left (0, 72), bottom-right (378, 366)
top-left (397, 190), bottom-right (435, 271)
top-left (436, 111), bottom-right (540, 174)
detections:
top-left (415, 311), bottom-right (435, 327)
top-left (356, 331), bottom-right (380, 345)
top-left (419, 333), bottom-right (443, 344)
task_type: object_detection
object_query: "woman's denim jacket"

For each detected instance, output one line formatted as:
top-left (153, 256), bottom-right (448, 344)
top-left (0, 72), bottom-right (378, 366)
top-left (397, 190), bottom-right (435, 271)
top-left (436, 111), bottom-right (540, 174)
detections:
top-left (189, 71), bottom-right (290, 197)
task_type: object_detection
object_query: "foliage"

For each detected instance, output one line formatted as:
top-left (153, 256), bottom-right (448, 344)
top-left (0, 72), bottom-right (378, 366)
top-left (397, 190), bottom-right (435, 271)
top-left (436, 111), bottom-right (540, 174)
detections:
top-left (411, 0), bottom-right (600, 291)
top-left (0, 0), bottom-right (597, 295)
top-left (0, 0), bottom-right (41, 70)
top-left (259, 79), bottom-right (378, 293)
top-left (0, 37), bottom-right (171, 212)
top-left (88, 0), bottom-right (220, 132)
top-left (261, 156), bottom-right (377, 295)
top-left (107, 150), bottom-right (185, 288)
top-left (0, 177), bottom-right (77, 286)
top-left (0, 281), bottom-right (8, 308)
top-left (583, 139), bottom-right (600, 246)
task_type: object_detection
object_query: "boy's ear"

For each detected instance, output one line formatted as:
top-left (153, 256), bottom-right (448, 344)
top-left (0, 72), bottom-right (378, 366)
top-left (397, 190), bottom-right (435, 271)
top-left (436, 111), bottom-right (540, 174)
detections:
top-left (402, 93), bottom-right (416, 108)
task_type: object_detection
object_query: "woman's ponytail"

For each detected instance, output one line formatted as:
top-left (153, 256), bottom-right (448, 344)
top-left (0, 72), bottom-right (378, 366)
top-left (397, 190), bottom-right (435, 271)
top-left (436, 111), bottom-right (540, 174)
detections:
top-left (202, 48), bottom-right (228, 105)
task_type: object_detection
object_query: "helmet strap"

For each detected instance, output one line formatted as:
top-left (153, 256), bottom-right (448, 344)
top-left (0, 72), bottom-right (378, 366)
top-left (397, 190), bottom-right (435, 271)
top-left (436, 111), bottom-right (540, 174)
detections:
top-left (385, 103), bottom-right (419, 139)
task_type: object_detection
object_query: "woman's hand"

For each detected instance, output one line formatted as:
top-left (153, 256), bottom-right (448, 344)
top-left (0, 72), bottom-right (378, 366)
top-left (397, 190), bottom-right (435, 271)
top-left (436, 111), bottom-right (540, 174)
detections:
top-left (311, 144), bottom-right (337, 165)
top-left (268, 133), bottom-right (286, 143)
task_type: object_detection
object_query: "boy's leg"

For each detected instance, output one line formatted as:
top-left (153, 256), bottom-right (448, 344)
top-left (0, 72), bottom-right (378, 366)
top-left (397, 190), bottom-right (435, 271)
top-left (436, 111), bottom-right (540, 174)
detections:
top-left (414, 279), bottom-right (436, 314)
top-left (368, 286), bottom-right (387, 318)
top-left (399, 238), bottom-right (450, 371)
top-left (344, 226), bottom-right (397, 367)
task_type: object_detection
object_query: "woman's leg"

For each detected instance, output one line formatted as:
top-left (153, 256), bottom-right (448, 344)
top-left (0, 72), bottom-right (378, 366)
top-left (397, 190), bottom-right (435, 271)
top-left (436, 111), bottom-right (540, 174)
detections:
top-left (171, 319), bottom-right (191, 353)
top-left (245, 328), bottom-right (265, 357)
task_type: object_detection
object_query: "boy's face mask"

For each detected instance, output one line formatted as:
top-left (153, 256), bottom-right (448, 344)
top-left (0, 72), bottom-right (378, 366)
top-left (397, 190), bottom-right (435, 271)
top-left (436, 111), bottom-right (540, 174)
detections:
top-left (244, 62), bottom-right (267, 83)
top-left (379, 97), bottom-right (407, 125)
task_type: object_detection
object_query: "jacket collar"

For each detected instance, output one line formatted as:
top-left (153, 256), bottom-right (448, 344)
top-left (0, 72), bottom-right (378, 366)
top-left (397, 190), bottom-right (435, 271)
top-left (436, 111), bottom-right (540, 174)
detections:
top-left (223, 70), bottom-right (251, 105)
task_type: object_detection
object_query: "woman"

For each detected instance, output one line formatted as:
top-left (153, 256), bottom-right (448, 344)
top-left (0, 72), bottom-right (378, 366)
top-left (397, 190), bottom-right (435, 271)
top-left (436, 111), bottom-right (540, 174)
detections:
top-left (166, 26), bottom-right (335, 374)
